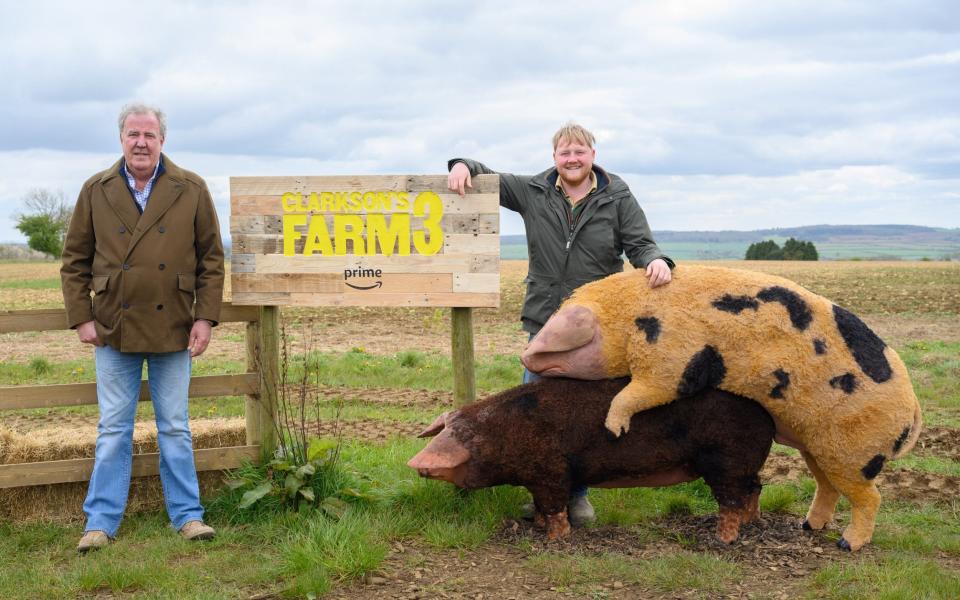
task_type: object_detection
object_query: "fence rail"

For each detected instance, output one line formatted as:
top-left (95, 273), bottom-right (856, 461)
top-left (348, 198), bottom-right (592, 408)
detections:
top-left (0, 302), bottom-right (278, 489)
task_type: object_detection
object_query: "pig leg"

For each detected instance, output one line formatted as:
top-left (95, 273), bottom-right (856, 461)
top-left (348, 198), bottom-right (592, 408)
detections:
top-left (604, 379), bottom-right (676, 436)
top-left (543, 510), bottom-right (571, 540)
top-left (701, 472), bottom-right (762, 544)
top-left (741, 488), bottom-right (761, 524)
top-left (527, 485), bottom-right (573, 540)
top-left (717, 485), bottom-right (763, 543)
top-left (716, 505), bottom-right (745, 544)
top-left (708, 485), bottom-right (761, 544)
top-left (821, 468), bottom-right (881, 552)
top-left (800, 450), bottom-right (841, 531)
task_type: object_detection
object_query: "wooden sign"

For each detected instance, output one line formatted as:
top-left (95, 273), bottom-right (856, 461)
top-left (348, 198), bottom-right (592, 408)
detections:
top-left (229, 175), bottom-right (500, 307)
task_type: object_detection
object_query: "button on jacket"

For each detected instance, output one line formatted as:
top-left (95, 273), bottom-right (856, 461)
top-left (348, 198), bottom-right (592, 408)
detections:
top-left (449, 158), bottom-right (673, 334)
top-left (61, 154), bottom-right (224, 353)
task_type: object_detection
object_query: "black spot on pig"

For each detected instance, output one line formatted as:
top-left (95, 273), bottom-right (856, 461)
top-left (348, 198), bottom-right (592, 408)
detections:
top-left (712, 294), bottom-right (759, 314)
top-left (757, 286), bottom-right (813, 331)
top-left (770, 369), bottom-right (790, 399)
top-left (893, 426), bottom-right (911, 454)
top-left (677, 346), bottom-right (726, 397)
top-left (814, 338), bottom-right (827, 355)
top-left (861, 454), bottom-right (886, 480)
top-left (832, 305), bottom-right (892, 383)
top-left (830, 373), bottom-right (858, 394)
top-left (634, 317), bottom-right (661, 343)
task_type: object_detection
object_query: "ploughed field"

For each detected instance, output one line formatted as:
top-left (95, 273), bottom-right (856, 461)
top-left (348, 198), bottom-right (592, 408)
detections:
top-left (1, 259), bottom-right (959, 598)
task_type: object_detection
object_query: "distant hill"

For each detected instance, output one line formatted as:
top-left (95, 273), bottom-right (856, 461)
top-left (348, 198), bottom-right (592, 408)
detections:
top-left (501, 225), bottom-right (960, 261)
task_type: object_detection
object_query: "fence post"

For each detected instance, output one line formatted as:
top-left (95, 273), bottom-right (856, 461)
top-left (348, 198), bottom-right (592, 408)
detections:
top-left (451, 307), bottom-right (476, 407)
top-left (244, 317), bottom-right (262, 448)
top-left (245, 305), bottom-right (279, 458)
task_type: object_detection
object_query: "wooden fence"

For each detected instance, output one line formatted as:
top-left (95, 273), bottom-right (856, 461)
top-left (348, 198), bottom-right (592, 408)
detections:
top-left (0, 304), bottom-right (279, 489)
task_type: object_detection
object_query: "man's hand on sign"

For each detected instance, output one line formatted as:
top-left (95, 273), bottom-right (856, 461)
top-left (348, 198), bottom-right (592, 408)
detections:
top-left (447, 162), bottom-right (472, 197)
top-left (77, 320), bottom-right (103, 346)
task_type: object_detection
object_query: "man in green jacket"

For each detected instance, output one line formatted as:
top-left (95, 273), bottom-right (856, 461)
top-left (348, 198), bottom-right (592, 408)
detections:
top-left (447, 122), bottom-right (674, 524)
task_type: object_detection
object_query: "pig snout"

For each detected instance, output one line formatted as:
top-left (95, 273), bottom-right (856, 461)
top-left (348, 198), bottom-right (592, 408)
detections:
top-left (407, 429), bottom-right (472, 487)
top-left (520, 305), bottom-right (607, 379)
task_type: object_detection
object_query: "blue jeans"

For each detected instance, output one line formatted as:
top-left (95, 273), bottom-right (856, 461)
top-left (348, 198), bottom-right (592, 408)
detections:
top-left (523, 334), bottom-right (586, 499)
top-left (84, 346), bottom-right (203, 536)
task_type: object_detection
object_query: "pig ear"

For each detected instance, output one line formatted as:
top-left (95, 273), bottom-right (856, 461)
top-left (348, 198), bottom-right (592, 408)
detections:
top-left (418, 411), bottom-right (452, 438)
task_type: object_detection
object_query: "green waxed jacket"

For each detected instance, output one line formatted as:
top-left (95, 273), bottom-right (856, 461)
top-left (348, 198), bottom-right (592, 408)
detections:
top-left (449, 158), bottom-right (674, 334)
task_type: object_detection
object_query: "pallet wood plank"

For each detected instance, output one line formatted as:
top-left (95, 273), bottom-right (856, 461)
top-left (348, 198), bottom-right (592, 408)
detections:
top-left (443, 234), bottom-right (500, 255)
top-left (231, 291), bottom-right (498, 308)
top-left (0, 373), bottom-right (259, 411)
top-left (252, 253), bottom-right (499, 274)
top-left (0, 445), bottom-right (261, 488)
top-left (0, 309), bottom-right (70, 333)
top-left (0, 303), bottom-right (259, 334)
top-left (453, 273), bottom-right (500, 293)
top-left (231, 194), bottom-right (498, 217)
top-left (232, 273), bottom-right (452, 294)
top-left (229, 174), bottom-right (499, 196)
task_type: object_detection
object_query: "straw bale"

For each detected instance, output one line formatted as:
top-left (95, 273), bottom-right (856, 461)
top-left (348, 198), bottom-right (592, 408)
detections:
top-left (0, 417), bottom-right (247, 524)
top-left (0, 471), bottom-right (228, 524)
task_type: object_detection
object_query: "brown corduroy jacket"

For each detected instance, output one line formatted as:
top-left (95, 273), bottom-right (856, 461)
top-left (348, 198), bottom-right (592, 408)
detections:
top-left (61, 154), bottom-right (224, 353)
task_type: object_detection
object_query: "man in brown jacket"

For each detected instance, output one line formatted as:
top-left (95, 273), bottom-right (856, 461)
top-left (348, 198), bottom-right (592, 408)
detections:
top-left (61, 103), bottom-right (224, 553)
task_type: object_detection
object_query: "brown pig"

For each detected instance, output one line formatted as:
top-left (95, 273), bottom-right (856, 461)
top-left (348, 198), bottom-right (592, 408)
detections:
top-left (408, 377), bottom-right (774, 542)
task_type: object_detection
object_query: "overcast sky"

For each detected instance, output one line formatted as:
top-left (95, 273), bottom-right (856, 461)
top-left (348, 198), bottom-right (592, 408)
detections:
top-left (1, 0), bottom-right (958, 242)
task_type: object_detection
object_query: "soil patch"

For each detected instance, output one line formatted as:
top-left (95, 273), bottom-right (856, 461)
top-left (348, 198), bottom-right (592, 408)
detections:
top-left (330, 513), bottom-right (884, 599)
top-left (761, 452), bottom-right (959, 505)
top-left (916, 426), bottom-right (960, 460)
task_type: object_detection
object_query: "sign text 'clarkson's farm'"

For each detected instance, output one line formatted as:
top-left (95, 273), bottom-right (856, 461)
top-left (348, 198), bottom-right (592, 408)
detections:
top-left (281, 190), bottom-right (443, 256)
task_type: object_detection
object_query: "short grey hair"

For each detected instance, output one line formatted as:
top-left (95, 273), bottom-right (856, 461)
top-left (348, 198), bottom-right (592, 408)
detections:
top-left (118, 102), bottom-right (167, 138)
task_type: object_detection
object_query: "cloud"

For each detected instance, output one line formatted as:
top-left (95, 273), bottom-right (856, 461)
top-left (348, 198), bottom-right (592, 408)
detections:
top-left (1, 0), bottom-right (958, 243)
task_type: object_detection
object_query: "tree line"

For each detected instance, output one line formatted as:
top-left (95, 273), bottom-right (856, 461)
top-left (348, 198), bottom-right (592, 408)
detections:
top-left (745, 238), bottom-right (819, 261)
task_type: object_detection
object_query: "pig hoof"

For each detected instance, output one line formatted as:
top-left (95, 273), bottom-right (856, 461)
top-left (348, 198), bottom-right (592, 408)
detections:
top-left (604, 419), bottom-right (627, 437)
top-left (802, 520), bottom-right (813, 531)
top-left (836, 538), bottom-right (852, 552)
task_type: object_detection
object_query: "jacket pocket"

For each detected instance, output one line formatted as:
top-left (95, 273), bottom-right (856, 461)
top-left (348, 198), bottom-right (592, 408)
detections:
top-left (91, 275), bottom-right (109, 294)
top-left (177, 273), bottom-right (196, 293)
top-left (172, 273), bottom-right (197, 329)
top-left (90, 274), bottom-right (117, 327)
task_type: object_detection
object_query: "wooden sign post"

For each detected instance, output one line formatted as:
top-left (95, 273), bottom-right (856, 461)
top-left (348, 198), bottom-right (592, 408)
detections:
top-left (230, 174), bottom-right (500, 408)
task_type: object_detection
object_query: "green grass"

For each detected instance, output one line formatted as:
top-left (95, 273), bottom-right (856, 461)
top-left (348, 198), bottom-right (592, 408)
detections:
top-left (871, 500), bottom-right (960, 556)
top-left (296, 349), bottom-right (522, 393)
top-left (0, 277), bottom-right (61, 289)
top-left (893, 455), bottom-right (960, 477)
top-left (898, 341), bottom-right (960, 427)
top-left (2, 435), bottom-right (959, 598)
top-left (2, 334), bottom-right (959, 597)
top-left (593, 482), bottom-right (704, 527)
top-left (809, 555), bottom-right (960, 599)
